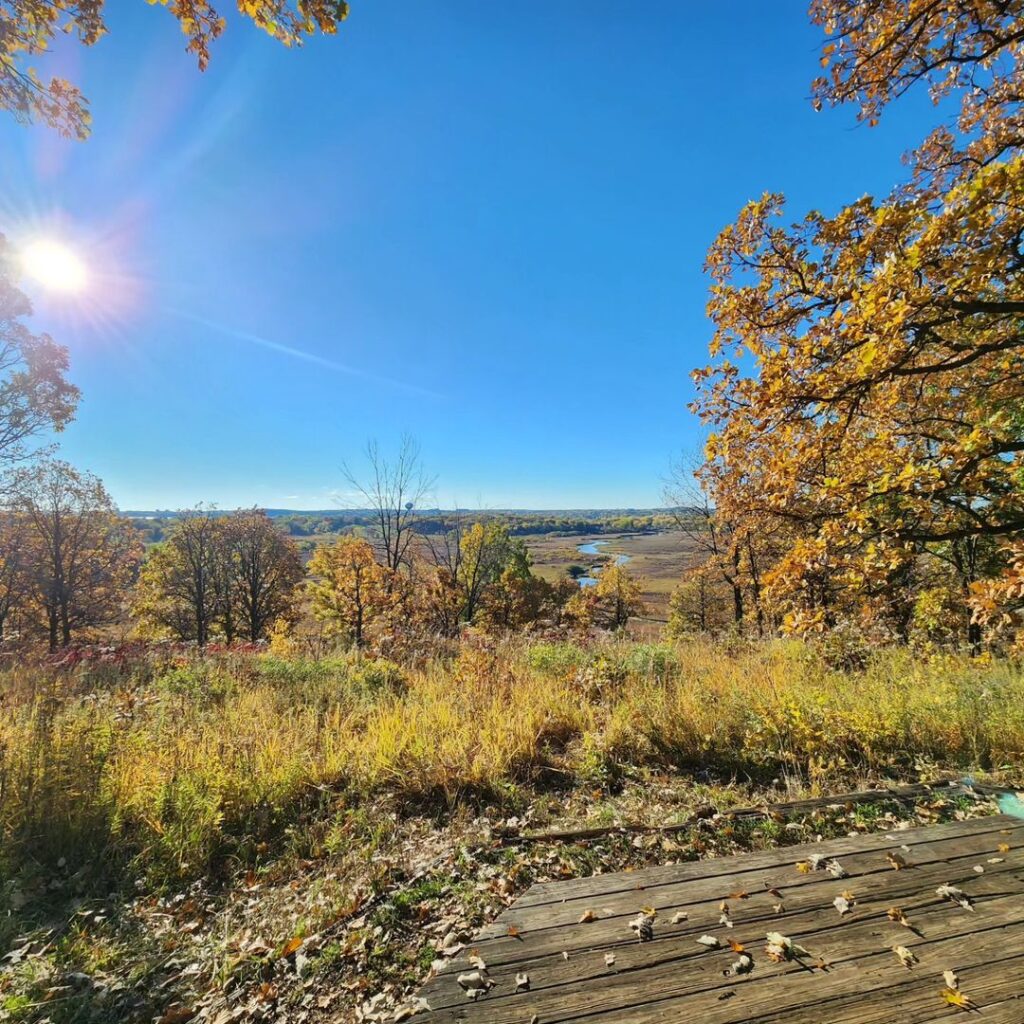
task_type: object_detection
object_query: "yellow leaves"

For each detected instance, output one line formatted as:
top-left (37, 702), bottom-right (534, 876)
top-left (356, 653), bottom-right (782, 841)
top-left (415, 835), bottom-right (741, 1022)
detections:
top-left (941, 987), bottom-right (976, 1011)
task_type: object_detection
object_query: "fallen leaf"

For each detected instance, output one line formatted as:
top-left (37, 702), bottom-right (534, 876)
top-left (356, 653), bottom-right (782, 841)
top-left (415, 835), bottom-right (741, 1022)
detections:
top-left (578, 910), bottom-right (597, 924)
top-left (629, 912), bottom-right (655, 942)
top-left (468, 953), bottom-right (487, 972)
top-left (833, 892), bottom-right (855, 917)
top-left (887, 907), bottom-right (913, 929)
top-left (892, 945), bottom-right (917, 969)
top-left (943, 969), bottom-right (959, 990)
top-left (696, 935), bottom-right (721, 949)
top-left (728, 939), bottom-right (746, 953)
top-left (724, 952), bottom-right (754, 977)
top-left (765, 931), bottom-right (811, 963)
top-left (764, 885), bottom-right (784, 899)
top-left (825, 859), bottom-right (848, 879)
top-left (936, 884), bottom-right (974, 911)
top-left (886, 851), bottom-right (909, 870)
top-left (278, 936), bottom-right (303, 959)
top-left (515, 973), bottom-right (530, 993)
top-left (604, 952), bottom-right (616, 967)
top-left (506, 925), bottom-right (522, 939)
top-left (941, 987), bottom-right (976, 1011)
top-left (670, 910), bottom-right (689, 924)
top-left (997, 842), bottom-right (1011, 853)
top-left (728, 890), bottom-right (750, 900)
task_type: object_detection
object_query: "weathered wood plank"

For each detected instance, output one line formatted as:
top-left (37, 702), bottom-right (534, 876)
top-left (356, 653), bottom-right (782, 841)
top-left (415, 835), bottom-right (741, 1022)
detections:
top-left (417, 856), bottom-right (1024, 1007)
top-left (918, 996), bottom-right (1024, 1024)
top-left (513, 813), bottom-right (1012, 909)
top-left (753, 947), bottom-right (1024, 1024)
top-left (409, 814), bottom-right (1023, 1023)
top-left (475, 819), bottom-right (1022, 942)
top-left (418, 846), bottom-right (1024, 1010)
top-left (430, 819), bottom-right (1022, 982)
top-left (496, 920), bottom-right (1024, 1024)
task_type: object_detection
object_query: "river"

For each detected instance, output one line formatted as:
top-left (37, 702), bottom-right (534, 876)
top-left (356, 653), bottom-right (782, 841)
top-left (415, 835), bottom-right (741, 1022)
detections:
top-left (576, 538), bottom-right (630, 588)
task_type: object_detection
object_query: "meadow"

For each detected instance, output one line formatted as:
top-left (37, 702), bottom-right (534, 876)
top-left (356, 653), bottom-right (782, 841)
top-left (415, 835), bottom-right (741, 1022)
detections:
top-left (1, 636), bottom-right (1022, 1021)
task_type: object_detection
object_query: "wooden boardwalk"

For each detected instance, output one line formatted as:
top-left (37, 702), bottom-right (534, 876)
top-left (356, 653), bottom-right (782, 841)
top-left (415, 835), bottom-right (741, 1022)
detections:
top-left (412, 814), bottom-right (1024, 1023)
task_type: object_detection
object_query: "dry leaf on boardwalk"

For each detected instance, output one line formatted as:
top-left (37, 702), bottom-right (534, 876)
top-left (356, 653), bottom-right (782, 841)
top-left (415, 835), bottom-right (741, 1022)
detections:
top-left (765, 931), bottom-right (811, 963)
top-left (578, 909), bottom-right (597, 924)
top-left (886, 907), bottom-right (913, 929)
top-left (936, 884), bottom-right (974, 911)
top-left (833, 891), bottom-right (855, 916)
top-left (629, 912), bottom-right (654, 942)
top-left (941, 987), bottom-right (977, 1011)
top-left (892, 945), bottom-right (917, 968)
top-left (723, 952), bottom-right (754, 977)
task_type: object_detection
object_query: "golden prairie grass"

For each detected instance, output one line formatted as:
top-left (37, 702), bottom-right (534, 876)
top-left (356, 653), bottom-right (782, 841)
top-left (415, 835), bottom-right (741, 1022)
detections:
top-left (0, 638), bottom-right (1021, 888)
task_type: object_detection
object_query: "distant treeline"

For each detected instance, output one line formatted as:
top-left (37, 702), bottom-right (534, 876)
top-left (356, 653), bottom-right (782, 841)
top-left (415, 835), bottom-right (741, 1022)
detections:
top-left (130, 510), bottom-right (677, 544)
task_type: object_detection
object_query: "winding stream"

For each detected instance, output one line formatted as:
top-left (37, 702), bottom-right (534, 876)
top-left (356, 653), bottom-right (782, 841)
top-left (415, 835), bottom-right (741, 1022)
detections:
top-left (576, 539), bottom-right (630, 588)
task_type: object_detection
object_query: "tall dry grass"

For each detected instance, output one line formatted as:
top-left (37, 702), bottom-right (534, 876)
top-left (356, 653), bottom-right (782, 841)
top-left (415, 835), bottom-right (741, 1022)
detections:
top-left (1, 639), bottom-right (1021, 888)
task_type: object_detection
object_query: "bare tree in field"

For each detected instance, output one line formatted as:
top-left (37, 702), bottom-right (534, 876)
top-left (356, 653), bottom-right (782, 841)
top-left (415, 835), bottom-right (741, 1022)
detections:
top-left (342, 435), bottom-right (434, 572)
top-left (664, 452), bottom-right (747, 629)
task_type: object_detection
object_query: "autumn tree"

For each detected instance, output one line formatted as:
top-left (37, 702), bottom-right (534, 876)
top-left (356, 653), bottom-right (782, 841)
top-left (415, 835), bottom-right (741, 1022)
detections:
top-left (229, 508), bottom-right (305, 642)
top-left (134, 507), bottom-right (303, 645)
top-left (0, 236), bottom-right (79, 464)
top-left (8, 460), bottom-right (141, 649)
top-left (1, 1), bottom-right (350, 139)
top-left (692, 0), bottom-right (1024, 643)
top-left (308, 535), bottom-right (390, 646)
top-left (0, 512), bottom-right (35, 643)
top-left (133, 508), bottom-right (223, 645)
top-left (594, 563), bottom-right (646, 630)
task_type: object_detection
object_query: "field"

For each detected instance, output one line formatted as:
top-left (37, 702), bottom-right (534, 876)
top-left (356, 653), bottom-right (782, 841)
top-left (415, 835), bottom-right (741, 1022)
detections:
top-left (1, 638), bottom-right (1022, 1023)
top-left (526, 530), bottom-right (690, 622)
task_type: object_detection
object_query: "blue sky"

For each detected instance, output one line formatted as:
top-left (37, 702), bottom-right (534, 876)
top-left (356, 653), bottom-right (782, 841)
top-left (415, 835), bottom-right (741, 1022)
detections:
top-left (0, 2), bottom-right (937, 510)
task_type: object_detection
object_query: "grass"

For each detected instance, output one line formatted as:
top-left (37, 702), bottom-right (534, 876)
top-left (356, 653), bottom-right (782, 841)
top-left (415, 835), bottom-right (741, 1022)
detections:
top-left (0, 637), bottom-right (1021, 1021)
top-left (2, 638), bottom-right (1022, 891)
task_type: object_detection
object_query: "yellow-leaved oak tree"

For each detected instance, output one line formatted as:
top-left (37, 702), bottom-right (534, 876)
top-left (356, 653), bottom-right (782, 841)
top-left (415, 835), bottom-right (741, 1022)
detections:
top-left (1, 0), bottom-right (349, 138)
top-left (307, 535), bottom-right (391, 648)
top-left (692, 0), bottom-right (1024, 644)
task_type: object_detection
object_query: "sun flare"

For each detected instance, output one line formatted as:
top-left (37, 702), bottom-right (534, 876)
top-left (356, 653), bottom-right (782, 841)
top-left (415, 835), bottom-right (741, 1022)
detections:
top-left (21, 239), bottom-right (88, 294)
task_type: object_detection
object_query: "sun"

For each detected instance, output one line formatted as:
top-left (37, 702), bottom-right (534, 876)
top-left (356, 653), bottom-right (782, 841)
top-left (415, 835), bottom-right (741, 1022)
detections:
top-left (21, 239), bottom-right (88, 294)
